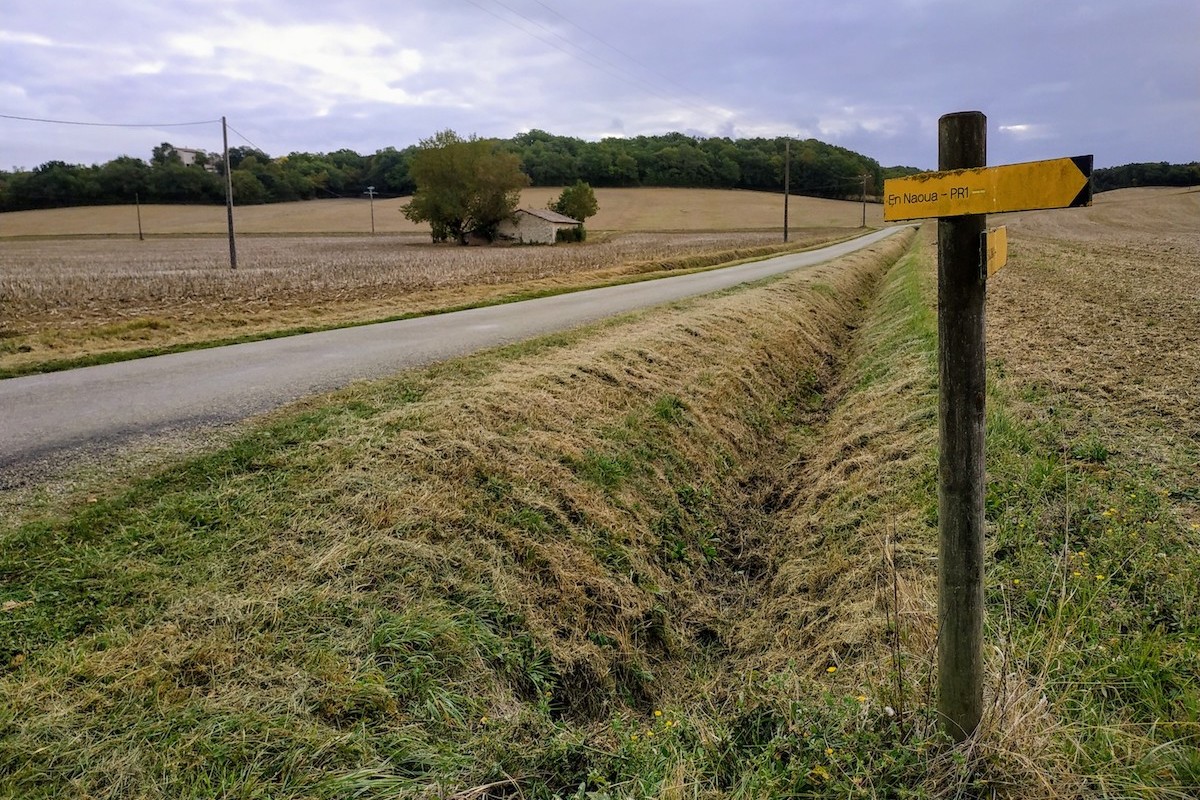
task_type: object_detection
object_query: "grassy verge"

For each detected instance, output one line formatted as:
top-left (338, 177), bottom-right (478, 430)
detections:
top-left (0, 232), bottom-right (909, 798)
top-left (5, 224), bottom-right (1193, 798)
top-left (0, 231), bottom-right (861, 380)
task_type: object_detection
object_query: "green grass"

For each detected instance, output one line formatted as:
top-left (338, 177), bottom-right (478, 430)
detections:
top-left (5, 227), bottom-right (1196, 797)
top-left (983, 379), bottom-right (1200, 794)
top-left (0, 235), bottom-right (906, 798)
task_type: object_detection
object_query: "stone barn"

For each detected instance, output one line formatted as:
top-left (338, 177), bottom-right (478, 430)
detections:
top-left (497, 208), bottom-right (582, 244)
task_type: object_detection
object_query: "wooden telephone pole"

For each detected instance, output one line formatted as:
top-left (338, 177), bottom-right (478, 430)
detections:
top-left (860, 175), bottom-right (869, 227)
top-left (364, 186), bottom-right (377, 234)
top-left (783, 139), bottom-right (790, 242)
top-left (222, 116), bottom-right (238, 271)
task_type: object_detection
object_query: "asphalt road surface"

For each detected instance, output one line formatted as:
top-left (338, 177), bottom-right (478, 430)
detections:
top-left (1, 226), bottom-right (911, 478)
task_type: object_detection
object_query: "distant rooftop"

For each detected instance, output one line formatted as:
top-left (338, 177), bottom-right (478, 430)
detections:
top-left (516, 207), bottom-right (581, 225)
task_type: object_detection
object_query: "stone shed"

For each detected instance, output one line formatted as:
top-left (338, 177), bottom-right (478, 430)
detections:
top-left (497, 208), bottom-right (582, 244)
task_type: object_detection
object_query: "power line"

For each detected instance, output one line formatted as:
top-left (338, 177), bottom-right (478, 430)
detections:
top-left (0, 112), bottom-right (220, 128)
top-left (225, 122), bottom-right (266, 154)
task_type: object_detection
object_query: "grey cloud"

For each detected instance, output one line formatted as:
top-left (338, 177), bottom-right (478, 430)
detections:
top-left (1, 0), bottom-right (1196, 170)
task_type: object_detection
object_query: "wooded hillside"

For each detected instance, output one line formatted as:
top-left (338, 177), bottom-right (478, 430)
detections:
top-left (0, 130), bottom-right (886, 212)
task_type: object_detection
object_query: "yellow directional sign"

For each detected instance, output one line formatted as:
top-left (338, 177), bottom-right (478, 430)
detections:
top-left (983, 226), bottom-right (1008, 277)
top-left (883, 155), bottom-right (1092, 221)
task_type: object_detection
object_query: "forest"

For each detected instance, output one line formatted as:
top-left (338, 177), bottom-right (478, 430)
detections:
top-left (1, 128), bottom-right (1193, 213)
top-left (0, 131), bottom-right (891, 212)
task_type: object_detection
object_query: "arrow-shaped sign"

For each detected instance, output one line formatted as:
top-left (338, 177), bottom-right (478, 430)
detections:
top-left (883, 155), bottom-right (1092, 221)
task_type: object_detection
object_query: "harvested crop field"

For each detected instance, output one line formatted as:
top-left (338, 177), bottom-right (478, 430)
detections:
top-left (0, 227), bottom-right (851, 375)
top-left (991, 186), bottom-right (1200, 490)
top-left (0, 188), bottom-right (884, 237)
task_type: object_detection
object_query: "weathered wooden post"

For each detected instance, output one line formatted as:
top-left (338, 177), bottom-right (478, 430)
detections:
top-left (935, 110), bottom-right (987, 740)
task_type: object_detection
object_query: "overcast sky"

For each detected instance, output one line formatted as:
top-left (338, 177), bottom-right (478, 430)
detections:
top-left (2, 0), bottom-right (1197, 172)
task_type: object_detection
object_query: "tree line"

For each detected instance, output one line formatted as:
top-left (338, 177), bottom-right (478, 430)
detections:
top-left (4, 130), bottom-right (1192, 214)
top-left (0, 131), bottom-right (890, 213)
top-left (1092, 162), bottom-right (1200, 193)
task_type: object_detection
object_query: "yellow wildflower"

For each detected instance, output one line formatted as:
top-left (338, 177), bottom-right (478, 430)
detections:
top-left (826, 666), bottom-right (837, 674)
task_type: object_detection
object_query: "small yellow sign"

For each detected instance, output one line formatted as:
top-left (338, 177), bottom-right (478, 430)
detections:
top-left (983, 226), bottom-right (1008, 277)
top-left (883, 155), bottom-right (1092, 221)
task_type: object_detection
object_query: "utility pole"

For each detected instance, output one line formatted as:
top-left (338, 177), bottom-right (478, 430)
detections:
top-left (135, 192), bottom-right (144, 241)
top-left (860, 175), bottom-right (869, 227)
top-left (222, 116), bottom-right (237, 271)
top-left (936, 110), bottom-right (987, 742)
top-left (783, 139), bottom-right (790, 242)
top-left (364, 186), bottom-right (377, 234)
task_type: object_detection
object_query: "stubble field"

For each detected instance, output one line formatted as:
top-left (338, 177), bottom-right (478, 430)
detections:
top-left (989, 185), bottom-right (1200, 527)
top-left (0, 186), bottom-right (883, 237)
top-left (0, 188), bottom-right (872, 375)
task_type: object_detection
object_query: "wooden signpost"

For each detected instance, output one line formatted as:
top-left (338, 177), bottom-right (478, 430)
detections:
top-left (883, 112), bottom-right (1092, 741)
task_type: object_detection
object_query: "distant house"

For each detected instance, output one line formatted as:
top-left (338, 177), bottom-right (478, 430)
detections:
top-left (497, 208), bottom-right (582, 244)
top-left (176, 148), bottom-right (216, 171)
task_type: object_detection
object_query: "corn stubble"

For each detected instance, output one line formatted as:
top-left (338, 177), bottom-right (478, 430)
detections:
top-left (0, 230), bottom-right (844, 370)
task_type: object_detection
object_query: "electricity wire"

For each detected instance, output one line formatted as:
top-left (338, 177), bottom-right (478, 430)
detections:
top-left (225, 122), bottom-right (266, 154)
top-left (0, 112), bottom-right (220, 128)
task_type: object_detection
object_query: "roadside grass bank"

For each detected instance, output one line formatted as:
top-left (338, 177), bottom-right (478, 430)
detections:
top-left (657, 228), bottom-right (1200, 798)
top-left (0, 229), bottom-right (855, 380)
top-left (0, 231), bottom-right (909, 798)
top-left (4, 218), bottom-right (1193, 798)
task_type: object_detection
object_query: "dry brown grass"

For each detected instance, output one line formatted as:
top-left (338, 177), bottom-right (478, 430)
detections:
top-left (727, 226), bottom-right (942, 691)
top-left (0, 226), bottom-right (916, 797)
top-left (0, 188), bottom-right (883, 237)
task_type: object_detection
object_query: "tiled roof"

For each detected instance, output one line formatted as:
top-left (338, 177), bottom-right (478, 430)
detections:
top-left (516, 207), bottom-right (581, 224)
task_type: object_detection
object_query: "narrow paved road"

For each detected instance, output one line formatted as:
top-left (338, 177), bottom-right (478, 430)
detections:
top-left (1, 227), bottom-right (910, 476)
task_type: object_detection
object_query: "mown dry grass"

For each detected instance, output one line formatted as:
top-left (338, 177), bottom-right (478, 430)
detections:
top-left (0, 228), bottom-right (855, 374)
top-left (0, 229), bottom-right (917, 798)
